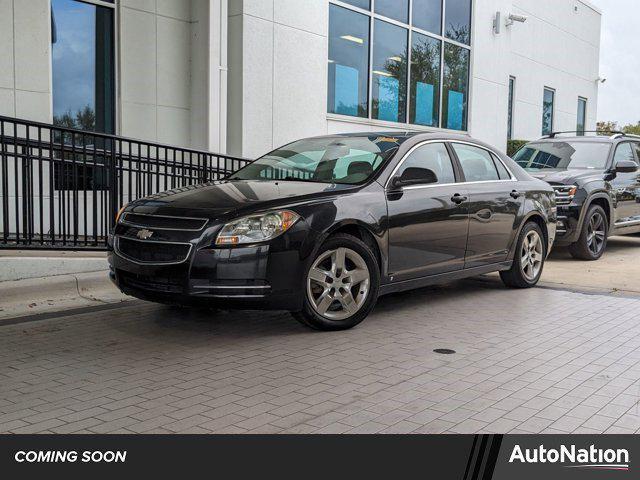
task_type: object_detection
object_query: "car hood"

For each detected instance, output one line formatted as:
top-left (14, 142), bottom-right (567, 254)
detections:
top-left (526, 168), bottom-right (604, 186)
top-left (127, 180), bottom-right (357, 219)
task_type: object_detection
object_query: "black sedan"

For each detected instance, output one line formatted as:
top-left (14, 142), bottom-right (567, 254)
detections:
top-left (108, 132), bottom-right (557, 330)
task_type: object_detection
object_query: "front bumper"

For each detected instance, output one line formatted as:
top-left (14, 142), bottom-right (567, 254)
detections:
top-left (108, 222), bottom-right (316, 311)
top-left (554, 204), bottom-right (582, 246)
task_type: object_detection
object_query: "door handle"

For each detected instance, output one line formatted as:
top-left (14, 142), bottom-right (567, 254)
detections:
top-left (510, 190), bottom-right (521, 199)
top-left (451, 193), bottom-right (468, 204)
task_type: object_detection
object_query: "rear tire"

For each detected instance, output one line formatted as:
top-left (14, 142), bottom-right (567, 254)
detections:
top-left (568, 205), bottom-right (608, 260)
top-left (500, 222), bottom-right (546, 289)
top-left (293, 233), bottom-right (380, 331)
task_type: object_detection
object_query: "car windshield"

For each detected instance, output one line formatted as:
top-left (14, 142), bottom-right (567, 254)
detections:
top-left (513, 141), bottom-right (611, 170)
top-left (229, 136), bottom-right (404, 184)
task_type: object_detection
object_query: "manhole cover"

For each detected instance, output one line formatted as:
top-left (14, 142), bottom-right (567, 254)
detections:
top-left (433, 348), bottom-right (456, 355)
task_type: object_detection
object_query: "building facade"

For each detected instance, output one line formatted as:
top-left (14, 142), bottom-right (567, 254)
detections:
top-left (0, 0), bottom-right (602, 159)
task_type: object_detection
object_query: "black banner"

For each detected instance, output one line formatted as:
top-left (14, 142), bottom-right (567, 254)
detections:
top-left (0, 434), bottom-right (636, 479)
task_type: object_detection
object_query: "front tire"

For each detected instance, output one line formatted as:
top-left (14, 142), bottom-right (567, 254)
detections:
top-left (500, 222), bottom-right (546, 288)
top-left (293, 233), bottom-right (380, 331)
top-left (568, 205), bottom-right (608, 260)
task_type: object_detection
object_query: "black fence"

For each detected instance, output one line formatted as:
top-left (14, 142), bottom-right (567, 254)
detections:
top-left (0, 115), bottom-right (252, 250)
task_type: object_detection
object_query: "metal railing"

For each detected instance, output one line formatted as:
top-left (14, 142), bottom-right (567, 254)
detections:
top-left (0, 115), bottom-right (252, 250)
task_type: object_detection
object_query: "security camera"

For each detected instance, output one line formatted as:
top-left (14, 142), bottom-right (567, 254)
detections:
top-left (597, 77), bottom-right (607, 84)
top-left (506, 13), bottom-right (528, 26)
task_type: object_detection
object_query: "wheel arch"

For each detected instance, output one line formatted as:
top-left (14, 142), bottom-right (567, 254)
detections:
top-left (322, 221), bottom-right (385, 275)
top-left (511, 211), bottom-right (551, 259)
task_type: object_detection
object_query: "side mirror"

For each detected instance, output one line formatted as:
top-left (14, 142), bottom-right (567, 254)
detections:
top-left (391, 167), bottom-right (438, 188)
top-left (614, 159), bottom-right (639, 173)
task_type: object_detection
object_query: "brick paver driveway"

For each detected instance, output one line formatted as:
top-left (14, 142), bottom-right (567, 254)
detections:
top-left (2, 277), bottom-right (640, 434)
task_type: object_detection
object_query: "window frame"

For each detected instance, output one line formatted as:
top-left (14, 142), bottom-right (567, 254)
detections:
top-left (384, 139), bottom-right (516, 190)
top-left (542, 87), bottom-right (555, 136)
top-left (507, 76), bottom-right (515, 141)
top-left (328, 0), bottom-right (473, 132)
top-left (50, 0), bottom-right (119, 134)
top-left (577, 96), bottom-right (587, 136)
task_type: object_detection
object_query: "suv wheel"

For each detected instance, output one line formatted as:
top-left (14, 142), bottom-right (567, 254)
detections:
top-left (500, 222), bottom-right (546, 288)
top-left (568, 205), bottom-right (608, 260)
top-left (293, 233), bottom-right (380, 331)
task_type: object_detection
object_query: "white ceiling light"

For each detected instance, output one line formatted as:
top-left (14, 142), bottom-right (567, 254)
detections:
top-left (340, 35), bottom-right (364, 44)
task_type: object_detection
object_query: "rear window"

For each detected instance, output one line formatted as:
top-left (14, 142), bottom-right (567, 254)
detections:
top-left (513, 141), bottom-right (611, 170)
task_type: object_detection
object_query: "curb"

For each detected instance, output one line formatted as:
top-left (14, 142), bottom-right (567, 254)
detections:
top-left (0, 270), bottom-right (131, 321)
top-left (0, 255), bottom-right (109, 282)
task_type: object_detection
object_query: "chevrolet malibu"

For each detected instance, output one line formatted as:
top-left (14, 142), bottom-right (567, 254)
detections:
top-left (108, 132), bottom-right (556, 330)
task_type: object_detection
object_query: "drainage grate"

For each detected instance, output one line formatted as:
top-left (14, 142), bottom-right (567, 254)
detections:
top-left (433, 348), bottom-right (456, 355)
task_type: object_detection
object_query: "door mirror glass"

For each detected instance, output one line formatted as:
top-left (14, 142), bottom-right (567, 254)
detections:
top-left (614, 159), bottom-right (639, 173)
top-left (393, 167), bottom-right (438, 187)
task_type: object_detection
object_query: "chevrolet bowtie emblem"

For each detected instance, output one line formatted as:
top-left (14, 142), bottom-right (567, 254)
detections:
top-left (136, 228), bottom-right (154, 240)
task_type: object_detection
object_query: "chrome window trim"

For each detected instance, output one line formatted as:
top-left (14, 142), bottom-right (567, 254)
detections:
top-left (114, 236), bottom-right (193, 266)
top-left (120, 212), bottom-right (209, 231)
top-left (384, 139), bottom-right (517, 191)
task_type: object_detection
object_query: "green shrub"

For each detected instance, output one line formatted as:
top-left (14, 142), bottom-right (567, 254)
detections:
top-left (507, 139), bottom-right (528, 158)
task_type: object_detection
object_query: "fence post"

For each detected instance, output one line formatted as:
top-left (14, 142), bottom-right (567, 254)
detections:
top-left (108, 138), bottom-right (119, 233)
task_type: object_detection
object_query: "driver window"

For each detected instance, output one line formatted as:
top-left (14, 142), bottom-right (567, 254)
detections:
top-left (615, 143), bottom-right (637, 165)
top-left (398, 143), bottom-right (456, 184)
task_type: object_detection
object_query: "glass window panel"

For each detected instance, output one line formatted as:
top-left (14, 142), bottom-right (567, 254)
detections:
top-left (542, 88), bottom-right (555, 136)
top-left (341, 0), bottom-right (370, 10)
top-left (453, 144), bottom-right (500, 182)
top-left (508, 77), bottom-right (515, 140)
top-left (372, 20), bottom-right (408, 123)
top-left (445, 0), bottom-right (471, 45)
top-left (410, 33), bottom-right (440, 127)
top-left (491, 153), bottom-right (511, 180)
top-left (442, 43), bottom-right (469, 131)
top-left (577, 97), bottom-right (587, 136)
top-left (614, 143), bottom-right (635, 164)
top-left (51, 0), bottom-right (114, 133)
top-left (398, 143), bottom-right (455, 184)
top-left (412, 0), bottom-right (442, 35)
top-left (328, 4), bottom-right (370, 118)
top-left (375, 0), bottom-right (409, 23)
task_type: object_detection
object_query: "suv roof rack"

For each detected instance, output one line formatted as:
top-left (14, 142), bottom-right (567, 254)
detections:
top-left (541, 130), bottom-right (640, 140)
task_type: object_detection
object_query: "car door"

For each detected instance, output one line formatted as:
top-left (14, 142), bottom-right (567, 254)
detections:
top-left (386, 142), bottom-right (469, 281)
top-left (450, 143), bottom-right (523, 268)
top-left (611, 142), bottom-right (640, 224)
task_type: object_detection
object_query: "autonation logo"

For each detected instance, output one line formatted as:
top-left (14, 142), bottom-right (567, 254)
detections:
top-left (509, 444), bottom-right (630, 471)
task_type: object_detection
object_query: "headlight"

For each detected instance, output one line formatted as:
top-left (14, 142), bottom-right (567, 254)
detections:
top-left (115, 205), bottom-right (128, 224)
top-left (215, 210), bottom-right (300, 246)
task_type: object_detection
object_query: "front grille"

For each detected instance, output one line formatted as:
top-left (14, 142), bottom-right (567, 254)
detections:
top-left (552, 185), bottom-right (576, 205)
top-left (121, 212), bottom-right (208, 231)
top-left (115, 236), bottom-right (191, 264)
top-left (119, 271), bottom-right (183, 293)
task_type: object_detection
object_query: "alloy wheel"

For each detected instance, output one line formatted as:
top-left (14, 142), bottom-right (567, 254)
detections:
top-left (306, 247), bottom-right (370, 320)
top-left (520, 230), bottom-right (543, 281)
top-left (586, 212), bottom-right (606, 255)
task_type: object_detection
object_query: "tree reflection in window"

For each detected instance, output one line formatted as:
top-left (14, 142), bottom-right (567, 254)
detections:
top-left (445, 0), bottom-right (471, 45)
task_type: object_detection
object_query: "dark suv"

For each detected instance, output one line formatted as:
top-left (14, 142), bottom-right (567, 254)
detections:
top-left (513, 132), bottom-right (640, 260)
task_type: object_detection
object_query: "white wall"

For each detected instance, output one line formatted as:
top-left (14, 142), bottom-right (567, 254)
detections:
top-left (227, 0), bottom-right (328, 158)
top-left (0, 0), bottom-right (52, 123)
top-left (470, 0), bottom-right (601, 148)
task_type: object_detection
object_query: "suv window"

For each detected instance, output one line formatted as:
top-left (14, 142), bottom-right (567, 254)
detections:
top-left (613, 143), bottom-right (636, 164)
top-left (453, 144), bottom-right (500, 182)
top-left (398, 143), bottom-right (456, 184)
